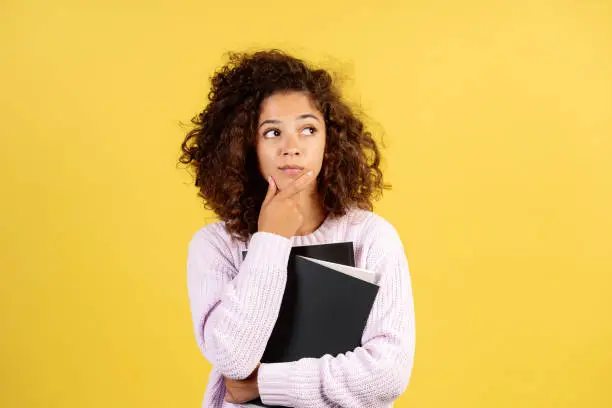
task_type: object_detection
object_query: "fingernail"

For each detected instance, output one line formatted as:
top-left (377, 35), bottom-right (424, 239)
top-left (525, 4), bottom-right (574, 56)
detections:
top-left (307, 170), bottom-right (313, 176)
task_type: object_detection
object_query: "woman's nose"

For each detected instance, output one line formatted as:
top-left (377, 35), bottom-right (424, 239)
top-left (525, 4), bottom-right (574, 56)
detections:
top-left (281, 135), bottom-right (301, 156)
top-left (282, 147), bottom-right (300, 156)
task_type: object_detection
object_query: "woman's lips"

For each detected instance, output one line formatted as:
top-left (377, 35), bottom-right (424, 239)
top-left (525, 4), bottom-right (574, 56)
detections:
top-left (279, 167), bottom-right (303, 176)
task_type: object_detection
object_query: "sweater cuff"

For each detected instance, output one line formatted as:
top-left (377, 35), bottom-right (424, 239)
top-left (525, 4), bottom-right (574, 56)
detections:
top-left (246, 231), bottom-right (292, 266)
top-left (235, 232), bottom-right (292, 289)
top-left (258, 362), bottom-right (295, 406)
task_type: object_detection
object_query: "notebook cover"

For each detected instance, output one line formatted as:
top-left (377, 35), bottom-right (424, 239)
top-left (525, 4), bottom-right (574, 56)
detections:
top-left (243, 245), bottom-right (379, 407)
top-left (242, 241), bottom-right (355, 365)
top-left (263, 255), bottom-right (379, 362)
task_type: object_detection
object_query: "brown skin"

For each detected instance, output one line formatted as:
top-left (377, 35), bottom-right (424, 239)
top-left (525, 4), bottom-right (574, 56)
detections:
top-left (256, 91), bottom-right (327, 237)
top-left (179, 49), bottom-right (391, 243)
top-left (258, 168), bottom-right (318, 239)
top-left (224, 363), bottom-right (261, 404)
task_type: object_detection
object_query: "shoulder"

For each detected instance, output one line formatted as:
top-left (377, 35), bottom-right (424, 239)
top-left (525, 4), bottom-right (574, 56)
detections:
top-left (187, 219), bottom-right (242, 268)
top-left (343, 207), bottom-right (403, 247)
top-left (340, 207), bottom-right (405, 268)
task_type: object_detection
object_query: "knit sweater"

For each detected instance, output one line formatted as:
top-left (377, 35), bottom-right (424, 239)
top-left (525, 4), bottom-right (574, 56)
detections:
top-left (186, 207), bottom-right (416, 408)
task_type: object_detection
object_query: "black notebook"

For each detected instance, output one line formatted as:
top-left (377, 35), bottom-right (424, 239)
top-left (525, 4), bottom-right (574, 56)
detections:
top-left (241, 242), bottom-right (380, 408)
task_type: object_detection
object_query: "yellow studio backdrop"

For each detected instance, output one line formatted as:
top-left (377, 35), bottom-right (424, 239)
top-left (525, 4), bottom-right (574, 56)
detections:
top-left (1, 0), bottom-right (611, 407)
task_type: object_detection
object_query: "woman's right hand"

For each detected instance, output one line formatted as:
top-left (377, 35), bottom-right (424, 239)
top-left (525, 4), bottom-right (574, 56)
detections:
top-left (257, 170), bottom-right (316, 239)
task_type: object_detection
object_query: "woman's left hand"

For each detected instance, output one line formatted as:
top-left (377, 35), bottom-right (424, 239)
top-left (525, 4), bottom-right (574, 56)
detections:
top-left (223, 363), bottom-right (261, 404)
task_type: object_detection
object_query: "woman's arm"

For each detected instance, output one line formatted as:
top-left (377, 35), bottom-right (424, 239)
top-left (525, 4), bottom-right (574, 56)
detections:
top-left (257, 241), bottom-right (416, 407)
top-left (186, 228), bottom-right (292, 380)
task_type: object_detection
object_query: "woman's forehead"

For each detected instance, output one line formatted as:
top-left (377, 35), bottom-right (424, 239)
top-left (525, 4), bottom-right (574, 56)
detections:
top-left (259, 91), bottom-right (322, 120)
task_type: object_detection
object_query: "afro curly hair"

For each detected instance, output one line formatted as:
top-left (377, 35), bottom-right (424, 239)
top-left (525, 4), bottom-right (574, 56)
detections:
top-left (179, 49), bottom-right (391, 242)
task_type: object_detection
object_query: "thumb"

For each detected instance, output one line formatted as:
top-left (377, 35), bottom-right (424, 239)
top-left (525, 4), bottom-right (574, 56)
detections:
top-left (262, 176), bottom-right (277, 205)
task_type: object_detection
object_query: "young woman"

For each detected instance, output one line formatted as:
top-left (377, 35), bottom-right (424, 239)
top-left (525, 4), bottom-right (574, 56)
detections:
top-left (180, 50), bottom-right (415, 407)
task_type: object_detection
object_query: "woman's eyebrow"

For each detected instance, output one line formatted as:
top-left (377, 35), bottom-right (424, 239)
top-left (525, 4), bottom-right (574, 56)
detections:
top-left (258, 119), bottom-right (281, 129)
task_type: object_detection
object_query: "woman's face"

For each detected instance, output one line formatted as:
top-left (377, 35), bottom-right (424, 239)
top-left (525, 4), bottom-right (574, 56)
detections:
top-left (255, 91), bottom-right (326, 192)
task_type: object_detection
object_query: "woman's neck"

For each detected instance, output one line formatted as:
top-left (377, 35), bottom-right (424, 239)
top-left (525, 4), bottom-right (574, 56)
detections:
top-left (293, 190), bottom-right (327, 236)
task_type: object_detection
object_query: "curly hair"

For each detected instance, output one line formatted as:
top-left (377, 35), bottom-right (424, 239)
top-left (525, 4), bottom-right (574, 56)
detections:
top-left (179, 49), bottom-right (391, 242)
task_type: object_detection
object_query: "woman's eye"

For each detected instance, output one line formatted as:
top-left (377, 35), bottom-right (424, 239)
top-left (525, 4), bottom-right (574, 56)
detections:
top-left (263, 129), bottom-right (280, 138)
top-left (302, 126), bottom-right (317, 135)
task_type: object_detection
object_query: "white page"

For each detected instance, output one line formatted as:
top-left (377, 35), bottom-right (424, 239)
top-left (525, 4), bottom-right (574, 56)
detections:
top-left (297, 256), bottom-right (378, 285)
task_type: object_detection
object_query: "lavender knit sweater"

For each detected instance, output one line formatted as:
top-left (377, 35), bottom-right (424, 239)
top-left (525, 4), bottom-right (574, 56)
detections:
top-left (186, 207), bottom-right (416, 407)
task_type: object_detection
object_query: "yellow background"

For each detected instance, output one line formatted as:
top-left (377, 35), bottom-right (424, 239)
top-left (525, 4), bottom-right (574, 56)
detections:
top-left (2, 0), bottom-right (611, 407)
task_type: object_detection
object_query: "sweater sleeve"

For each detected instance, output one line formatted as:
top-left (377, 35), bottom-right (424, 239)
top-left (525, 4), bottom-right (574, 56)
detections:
top-left (186, 229), bottom-right (293, 380)
top-left (257, 242), bottom-right (416, 407)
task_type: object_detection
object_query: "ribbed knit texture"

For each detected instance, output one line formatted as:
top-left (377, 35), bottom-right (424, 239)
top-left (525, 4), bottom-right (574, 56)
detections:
top-left (186, 207), bottom-right (416, 408)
